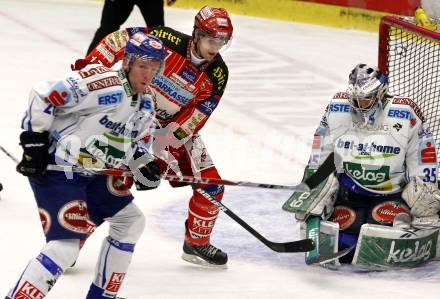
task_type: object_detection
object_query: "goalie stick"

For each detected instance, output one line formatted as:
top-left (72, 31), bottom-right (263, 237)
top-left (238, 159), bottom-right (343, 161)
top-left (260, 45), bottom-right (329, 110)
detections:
top-left (304, 216), bottom-right (354, 266)
top-left (302, 154), bottom-right (340, 265)
top-left (303, 152), bottom-right (336, 189)
top-left (306, 245), bottom-right (355, 265)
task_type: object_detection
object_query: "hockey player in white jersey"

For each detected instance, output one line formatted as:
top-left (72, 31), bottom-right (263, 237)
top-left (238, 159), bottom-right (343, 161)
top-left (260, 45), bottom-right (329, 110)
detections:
top-left (6, 33), bottom-right (165, 299)
top-left (286, 63), bottom-right (440, 264)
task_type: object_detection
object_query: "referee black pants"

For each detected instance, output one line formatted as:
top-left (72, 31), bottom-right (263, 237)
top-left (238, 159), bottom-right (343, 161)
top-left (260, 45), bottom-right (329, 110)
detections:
top-left (87, 0), bottom-right (165, 54)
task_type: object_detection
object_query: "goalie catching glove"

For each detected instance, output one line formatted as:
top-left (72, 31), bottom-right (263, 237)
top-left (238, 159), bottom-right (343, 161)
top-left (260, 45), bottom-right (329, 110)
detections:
top-left (402, 176), bottom-right (440, 228)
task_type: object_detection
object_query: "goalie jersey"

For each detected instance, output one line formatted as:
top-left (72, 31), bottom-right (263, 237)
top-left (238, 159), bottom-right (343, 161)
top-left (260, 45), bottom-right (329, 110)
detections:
top-left (308, 92), bottom-right (438, 195)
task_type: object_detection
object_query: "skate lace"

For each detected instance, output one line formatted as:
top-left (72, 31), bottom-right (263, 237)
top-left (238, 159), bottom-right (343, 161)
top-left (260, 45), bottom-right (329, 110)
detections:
top-left (199, 244), bottom-right (219, 257)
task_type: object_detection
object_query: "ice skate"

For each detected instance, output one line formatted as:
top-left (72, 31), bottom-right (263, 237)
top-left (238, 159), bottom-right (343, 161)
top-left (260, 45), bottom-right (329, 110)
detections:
top-left (182, 241), bottom-right (228, 268)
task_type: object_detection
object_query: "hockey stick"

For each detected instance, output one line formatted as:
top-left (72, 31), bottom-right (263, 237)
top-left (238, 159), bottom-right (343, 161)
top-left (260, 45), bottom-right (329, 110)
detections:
top-left (0, 143), bottom-right (315, 253)
top-left (307, 245), bottom-right (355, 265)
top-left (304, 216), bottom-right (354, 265)
top-left (2, 120), bottom-right (335, 191)
top-left (0, 144), bottom-right (325, 192)
top-left (1, 134), bottom-right (335, 192)
top-left (303, 152), bottom-right (336, 189)
top-left (44, 165), bottom-right (312, 191)
top-left (301, 153), bottom-right (350, 265)
top-left (48, 152), bottom-right (335, 191)
top-left (194, 186), bottom-right (315, 253)
top-left (0, 145), bottom-right (19, 164)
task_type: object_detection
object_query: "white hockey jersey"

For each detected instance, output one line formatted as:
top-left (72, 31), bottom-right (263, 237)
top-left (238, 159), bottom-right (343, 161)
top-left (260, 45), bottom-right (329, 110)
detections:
top-left (21, 64), bottom-right (156, 168)
top-left (308, 92), bottom-right (438, 195)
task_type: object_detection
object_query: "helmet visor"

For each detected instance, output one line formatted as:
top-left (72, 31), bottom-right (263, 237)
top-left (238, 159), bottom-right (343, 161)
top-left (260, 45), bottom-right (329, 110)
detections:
top-left (350, 95), bottom-right (375, 110)
top-left (198, 30), bottom-right (232, 53)
top-left (346, 84), bottom-right (381, 114)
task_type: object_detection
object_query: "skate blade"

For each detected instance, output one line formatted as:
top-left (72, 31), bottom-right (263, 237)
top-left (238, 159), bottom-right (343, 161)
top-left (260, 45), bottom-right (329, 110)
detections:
top-left (181, 253), bottom-right (228, 269)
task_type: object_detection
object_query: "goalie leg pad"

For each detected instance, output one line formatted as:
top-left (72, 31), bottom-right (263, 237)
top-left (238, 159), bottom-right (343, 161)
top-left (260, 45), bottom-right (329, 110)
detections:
top-left (352, 223), bottom-right (439, 269)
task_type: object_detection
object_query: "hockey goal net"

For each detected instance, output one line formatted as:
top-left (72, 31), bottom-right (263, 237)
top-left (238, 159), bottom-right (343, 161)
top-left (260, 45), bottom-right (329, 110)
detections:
top-left (379, 16), bottom-right (440, 159)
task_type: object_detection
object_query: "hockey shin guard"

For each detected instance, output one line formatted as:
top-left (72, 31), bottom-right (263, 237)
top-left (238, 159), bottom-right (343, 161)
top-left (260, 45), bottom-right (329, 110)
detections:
top-left (87, 203), bottom-right (145, 298)
top-left (6, 239), bottom-right (80, 299)
top-left (186, 184), bottom-right (224, 246)
top-left (87, 237), bottom-right (136, 298)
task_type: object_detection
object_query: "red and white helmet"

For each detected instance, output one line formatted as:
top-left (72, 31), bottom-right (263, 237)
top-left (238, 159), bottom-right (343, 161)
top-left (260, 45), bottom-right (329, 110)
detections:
top-left (193, 6), bottom-right (233, 40)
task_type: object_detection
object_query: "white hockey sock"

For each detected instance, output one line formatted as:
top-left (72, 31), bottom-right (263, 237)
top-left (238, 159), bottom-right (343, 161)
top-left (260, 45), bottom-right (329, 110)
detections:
top-left (90, 202), bottom-right (145, 297)
top-left (6, 239), bottom-right (80, 299)
top-left (92, 236), bottom-right (135, 296)
top-left (6, 256), bottom-right (58, 299)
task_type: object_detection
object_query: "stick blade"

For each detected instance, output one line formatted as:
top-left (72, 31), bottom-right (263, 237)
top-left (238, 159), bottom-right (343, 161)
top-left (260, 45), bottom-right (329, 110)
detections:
top-left (306, 245), bottom-right (355, 265)
top-left (269, 238), bottom-right (315, 253)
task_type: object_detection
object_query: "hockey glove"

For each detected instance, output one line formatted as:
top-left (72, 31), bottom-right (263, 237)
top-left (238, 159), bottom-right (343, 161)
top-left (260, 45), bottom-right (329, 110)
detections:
top-left (71, 58), bottom-right (90, 71)
top-left (402, 176), bottom-right (440, 228)
top-left (134, 161), bottom-right (162, 190)
top-left (16, 131), bottom-right (50, 177)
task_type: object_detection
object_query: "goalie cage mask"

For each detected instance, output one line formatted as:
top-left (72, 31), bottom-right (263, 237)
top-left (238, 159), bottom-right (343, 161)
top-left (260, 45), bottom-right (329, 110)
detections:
top-left (346, 63), bottom-right (388, 115)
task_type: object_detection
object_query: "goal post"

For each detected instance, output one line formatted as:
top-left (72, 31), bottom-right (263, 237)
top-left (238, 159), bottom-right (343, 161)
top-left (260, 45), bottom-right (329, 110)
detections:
top-left (379, 16), bottom-right (440, 160)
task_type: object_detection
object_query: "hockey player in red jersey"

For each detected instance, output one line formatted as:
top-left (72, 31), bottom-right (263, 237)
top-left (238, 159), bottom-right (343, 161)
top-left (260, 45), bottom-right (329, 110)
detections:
top-left (73, 6), bottom-right (233, 267)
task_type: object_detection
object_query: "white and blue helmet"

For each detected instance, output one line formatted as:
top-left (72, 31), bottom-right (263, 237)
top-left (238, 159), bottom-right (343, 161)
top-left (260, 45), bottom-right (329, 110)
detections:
top-left (125, 32), bottom-right (165, 64)
top-left (346, 63), bottom-right (388, 114)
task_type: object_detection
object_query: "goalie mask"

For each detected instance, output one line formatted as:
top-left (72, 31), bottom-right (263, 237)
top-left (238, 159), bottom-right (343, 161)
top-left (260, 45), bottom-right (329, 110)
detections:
top-left (346, 64), bottom-right (388, 115)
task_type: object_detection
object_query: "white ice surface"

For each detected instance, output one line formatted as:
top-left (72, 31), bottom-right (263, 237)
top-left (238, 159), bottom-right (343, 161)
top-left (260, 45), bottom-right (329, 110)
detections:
top-left (0, 1), bottom-right (439, 298)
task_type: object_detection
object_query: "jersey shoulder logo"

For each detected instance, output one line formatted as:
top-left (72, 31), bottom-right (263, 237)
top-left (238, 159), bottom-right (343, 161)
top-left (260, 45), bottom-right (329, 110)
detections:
top-left (329, 102), bottom-right (351, 113)
top-left (98, 91), bottom-right (123, 105)
top-left (392, 97), bottom-right (425, 122)
top-left (197, 96), bottom-right (219, 116)
top-left (211, 65), bottom-right (227, 93)
top-left (332, 92), bottom-right (349, 99)
top-left (150, 27), bottom-right (183, 46)
top-left (78, 66), bottom-right (112, 79)
top-left (87, 76), bottom-right (121, 91)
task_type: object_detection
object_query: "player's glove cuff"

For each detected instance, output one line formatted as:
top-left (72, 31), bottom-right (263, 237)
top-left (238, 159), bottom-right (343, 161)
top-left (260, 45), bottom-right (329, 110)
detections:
top-left (134, 161), bottom-right (162, 191)
top-left (16, 131), bottom-right (50, 177)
